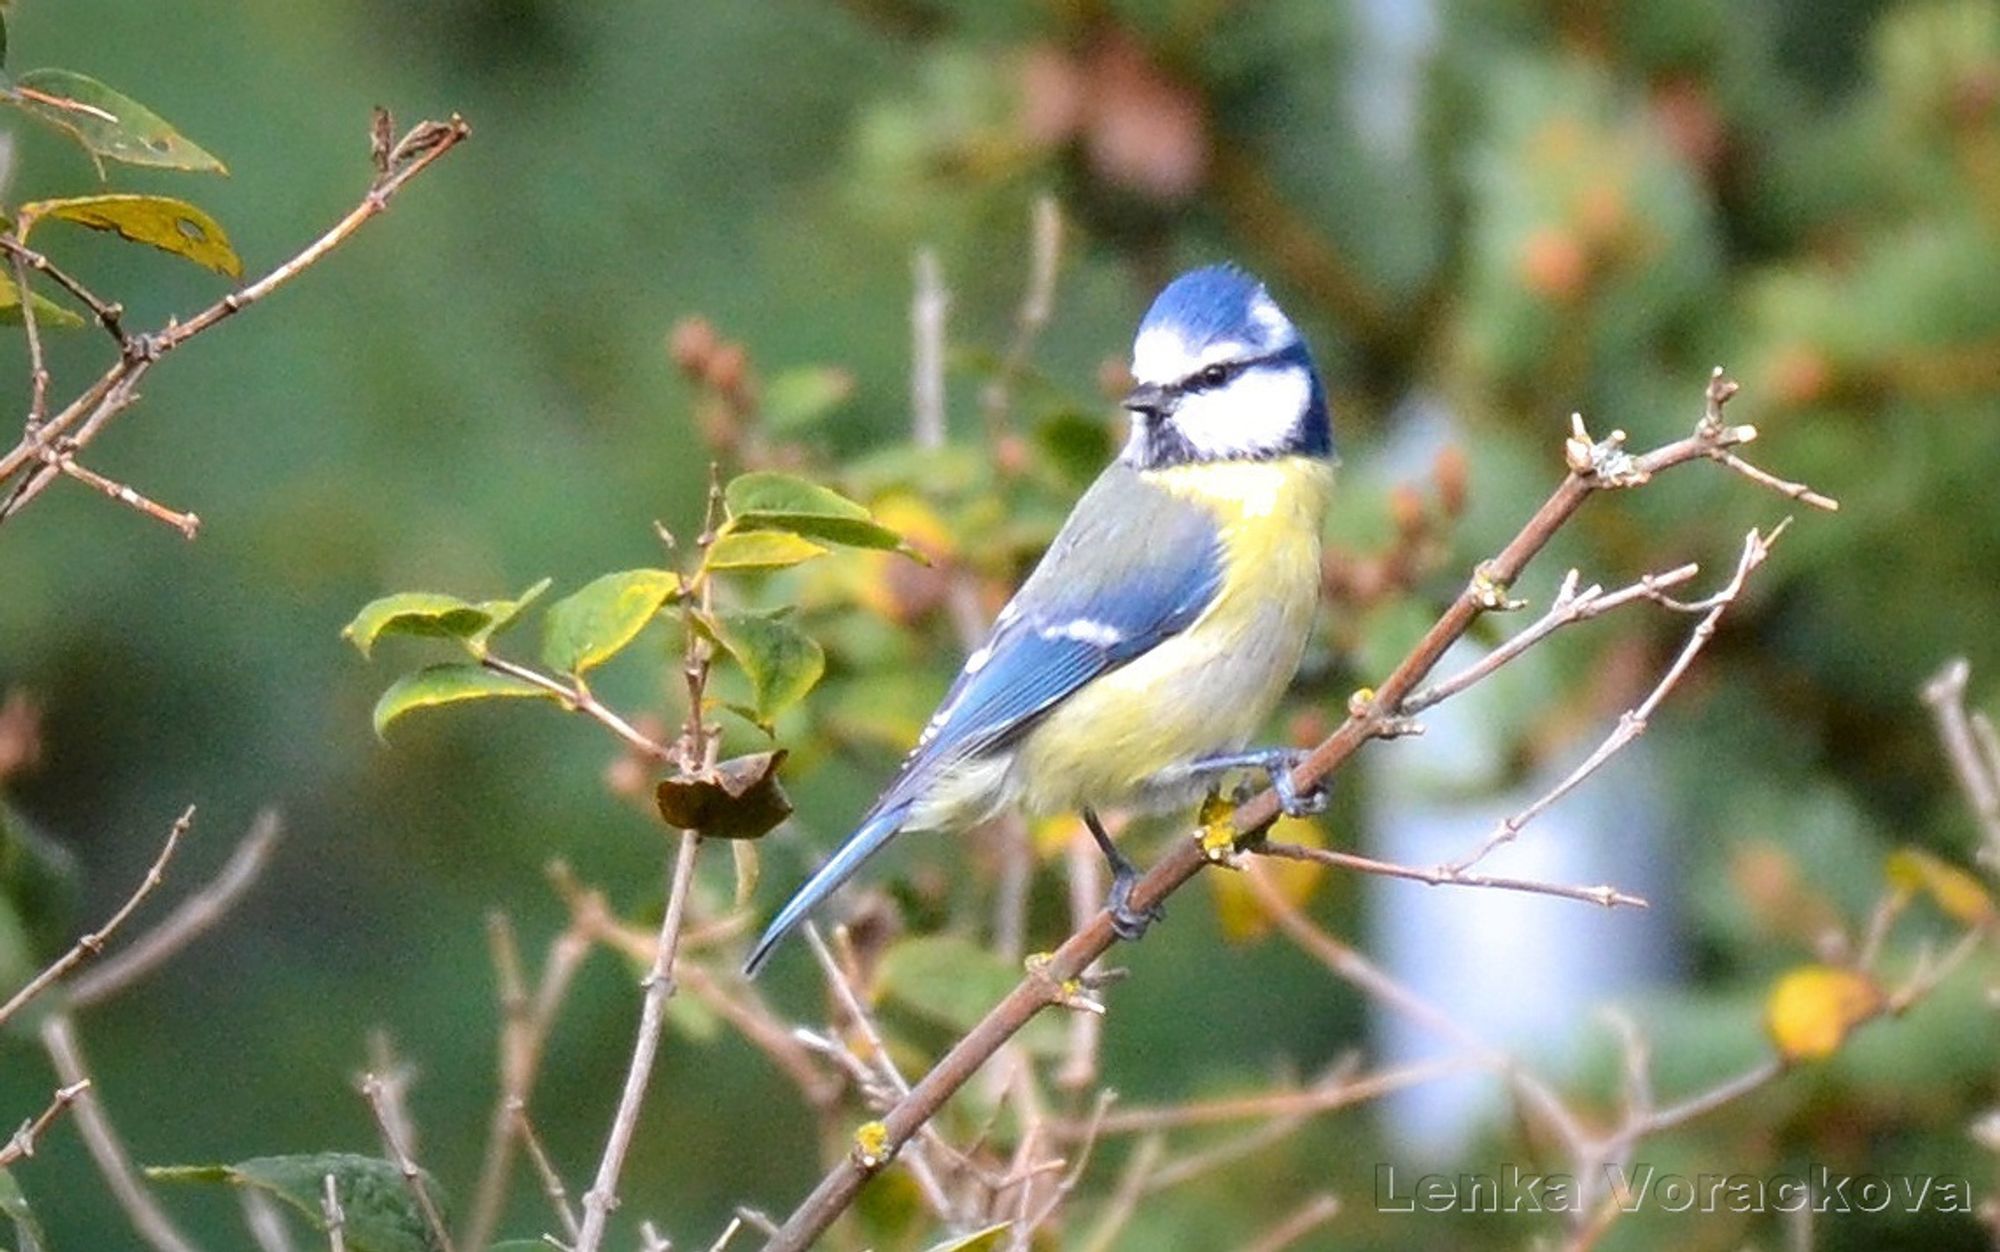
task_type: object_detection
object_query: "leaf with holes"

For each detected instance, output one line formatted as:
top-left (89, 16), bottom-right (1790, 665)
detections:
top-left (656, 750), bottom-right (793, 840)
top-left (722, 471), bottom-right (921, 558)
top-left (0, 269), bottom-right (84, 330)
top-left (700, 609), bottom-right (824, 728)
top-left (151, 1154), bottom-right (444, 1252)
top-left (18, 194), bottom-right (241, 277)
top-left (372, 664), bottom-right (556, 739)
top-left (540, 569), bottom-right (678, 677)
top-left (5, 70), bottom-right (226, 173)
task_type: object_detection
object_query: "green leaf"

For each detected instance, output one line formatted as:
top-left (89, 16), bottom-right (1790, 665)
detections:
top-left (0, 1168), bottom-right (48, 1252)
top-left (18, 194), bottom-right (240, 277)
top-left (702, 530), bottom-right (828, 573)
top-left (923, 1223), bottom-right (1012, 1252)
top-left (722, 471), bottom-right (918, 557)
top-left (877, 936), bottom-right (1063, 1055)
top-left (472, 577), bottom-right (552, 648)
top-left (5, 69), bottom-right (226, 173)
top-left (761, 365), bottom-right (856, 431)
top-left (655, 750), bottom-right (793, 840)
top-left (701, 609), bottom-right (824, 727)
top-left (150, 1154), bottom-right (444, 1252)
top-left (371, 664), bottom-right (556, 739)
top-left (342, 594), bottom-right (492, 659)
top-left (0, 270), bottom-right (85, 330)
top-left (539, 569), bottom-right (678, 676)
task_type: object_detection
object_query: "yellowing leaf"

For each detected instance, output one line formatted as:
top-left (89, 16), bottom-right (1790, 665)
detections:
top-left (1210, 817), bottom-right (1327, 943)
top-left (19, 194), bottom-right (240, 277)
top-left (1885, 848), bottom-right (1995, 926)
top-left (703, 530), bottom-right (828, 572)
top-left (722, 470), bottom-right (921, 558)
top-left (540, 569), bottom-right (678, 676)
top-left (6, 69), bottom-right (226, 174)
top-left (343, 593), bottom-right (491, 658)
top-left (372, 664), bottom-right (556, 739)
top-left (1765, 965), bottom-right (1881, 1062)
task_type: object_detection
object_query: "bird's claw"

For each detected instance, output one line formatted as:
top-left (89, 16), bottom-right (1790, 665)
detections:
top-left (1106, 869), bottom-right (1164, 942)
top-left (1269, 753), bottom-right (1331, 818)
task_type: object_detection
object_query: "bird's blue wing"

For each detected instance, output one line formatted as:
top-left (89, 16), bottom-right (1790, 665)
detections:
top-left (883, 464), bottom-right (1224, 803)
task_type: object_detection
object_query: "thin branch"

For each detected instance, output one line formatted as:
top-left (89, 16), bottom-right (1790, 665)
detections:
top-left (1255, 841), bottom-right (1648, 910)
top-left (512, 1098), bottom-right (583, 1242)
top-left (1055, 824), bottom-right (1106, 1092)
top-left (482, 654), bottom-right (675, 761)
top-left (910, 248), bottom-right (947, 450)
top-left (1403, 562), bottom-right (1702, 714)
top-left (0, 805), bottom-right (195, 1030)
top-left (41, 1012), bottom-right (201, 1252)
top-left (1240, 1193), bottom-right (1341, 1252)
top-left (758, 369), bottom-right (1830, 1249)
top-left (1445, 523), bottom-right (1787, 875)
top-left (69, 809), bottom-right (281, 1010)
top-left (362, 1071), bottom-right (455, 1252)
top-left (321, 1174), bottom-right (347, 1252)
top-left (51, 453), bottom-right (201, 538)
top-left (10, 247), bottom-right (50, 431)
top-left (573, 829), bottom-right (702, 1252)
top-left (1074, 1056), bottom-right (1466, 1136)
top-left (980, 195), bottom-right (1061, 440)
top-left (241, 1189), bottom-right (302, 1252)
top-left (0, 1079), bottom-right (89, 1167)
top-left (1921, 658), bottom-right (2000, 864)
top-left (0, 114), bottom-right (470, 523)
top-left (1074, 1135), bottom-right (1161, 1252)
top-left (0, 234), bottom-right (128, 344)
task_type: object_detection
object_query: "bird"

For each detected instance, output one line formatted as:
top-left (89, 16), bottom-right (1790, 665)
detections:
top-left (745, 263), bottom-right (1336, 976)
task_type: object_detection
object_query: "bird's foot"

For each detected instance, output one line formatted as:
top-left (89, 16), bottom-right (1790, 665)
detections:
top-left (1106, 865), bottom-right (1165, 942)
top-left (1198, 747), bottom-right (1331, 819)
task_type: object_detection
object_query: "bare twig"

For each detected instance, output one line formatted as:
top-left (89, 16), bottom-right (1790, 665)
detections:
top-left (980, 195), bottom-right (1061, 439)
top-left (759, 369), bottom-right (1829, 1249)
top-left (362, 1071), bottom-right (455, 1252)
top-left (1074, 1056), bottom-right (1466, 1136)
top-left (513, 1098), bottom-right (583, 1242)
top-left (0, 114), bottom-right (470, 524)
top-left (322, 1174), bottom-right (347, 1252)
top-left (0, 1079), bottom-right (89, 1167)
top-left (41, 1013), bottom-right (201, 1252)
top-left (1056, 824), bottom-right (1106, 1092)
top-left (70, 810), bottom-right (281, 1010)
top-left (911, 248), bottom-right (948, 449)
top-left (0, 234), bottom-right (127, 343)
top-left (0, 805), bottom-right (195, 1030)
top-left (52, 454), bottom-right (201, 537)
top-left (1074, 1135), bottom-right (1161, 1252)
top-left (1255, 841), bottom-right (1648, 910)
top-left (241, 1189), bottom-right (302, 1252)
top-left (1403, 562), bottom-right (1702, 714)
top-left (1241, 1192), bottom-right (1341, 1252)
top-left (1922, 658), bottom-right (2000, 864)
top-left (10, 248), bottom-right (50, 431)
top-left (574, 830), bottom-right (702, 1252)
top-left (1445, 523), bottom-right (1787, 875)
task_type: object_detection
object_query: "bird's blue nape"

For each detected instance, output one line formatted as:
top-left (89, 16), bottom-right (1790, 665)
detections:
top-left (1136, 264), bottom-right (1294, 358)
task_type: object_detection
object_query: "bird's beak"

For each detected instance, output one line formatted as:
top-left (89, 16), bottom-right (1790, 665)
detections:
top-left (1121, 381), bottom-right (1173, 417)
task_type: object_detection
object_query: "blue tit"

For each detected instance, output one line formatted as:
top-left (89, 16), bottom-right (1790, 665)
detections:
top-left (746, 264), bottom-right (1336, 975)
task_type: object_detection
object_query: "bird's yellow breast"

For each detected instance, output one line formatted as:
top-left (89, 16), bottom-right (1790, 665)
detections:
top-left (1011, 456), bottom-right (1334, 816)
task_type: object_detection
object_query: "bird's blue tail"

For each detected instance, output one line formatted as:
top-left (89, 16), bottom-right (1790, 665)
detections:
top-left (744, 804), bottom-right (906, 977)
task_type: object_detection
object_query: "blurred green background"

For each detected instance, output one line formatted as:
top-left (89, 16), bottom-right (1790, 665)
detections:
top-left (3, 0), bottom-right (2000, 1248)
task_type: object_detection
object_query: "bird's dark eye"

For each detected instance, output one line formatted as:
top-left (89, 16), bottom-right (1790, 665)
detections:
top-left (1198, 363), bottom-right (1231, 388)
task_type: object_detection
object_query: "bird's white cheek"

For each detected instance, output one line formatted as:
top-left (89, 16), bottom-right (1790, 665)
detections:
top-left (1170, 367), bottom-right (1309, 458)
